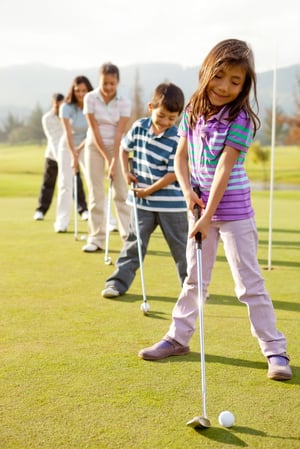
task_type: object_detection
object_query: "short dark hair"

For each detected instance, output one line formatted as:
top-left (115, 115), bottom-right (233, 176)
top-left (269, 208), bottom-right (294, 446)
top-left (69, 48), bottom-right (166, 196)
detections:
top-left (150, 83), bottom-right (185, 114)
top-left (52, 93), bottom-right (64, 102)
top-left (99, 62), bottom-right (120, 81)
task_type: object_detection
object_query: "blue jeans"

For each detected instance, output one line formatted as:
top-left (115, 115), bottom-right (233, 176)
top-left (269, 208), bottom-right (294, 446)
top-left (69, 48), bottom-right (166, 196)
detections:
top-left (105, 208), bottom-right (188, 294)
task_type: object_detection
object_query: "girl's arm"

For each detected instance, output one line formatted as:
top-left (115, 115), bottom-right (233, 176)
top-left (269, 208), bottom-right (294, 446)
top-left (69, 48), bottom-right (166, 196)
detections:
top-left (174, 136), bottom-right (204, 211)
top-left (109, 116), bottom-right (130, 179)
top-left (190, 145), bottom-right (240, 239)
top-left (86, 113), bottom-right (109, 162)
top-left (61, 117), bottom-right (78, 172)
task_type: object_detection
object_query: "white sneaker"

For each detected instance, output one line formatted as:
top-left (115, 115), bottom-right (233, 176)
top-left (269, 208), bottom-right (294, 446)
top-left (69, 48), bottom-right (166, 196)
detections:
top-left (109, 217), bottom-right (118, 232)
top-left (33, 211), bottom-right (44, 220)
top-left (81, 210), bottom-right (89, 221)
top-left (82, 243), bottom-right (102, 252)
top-left (101, 286), bottom-right (120, 298)
top-left (54, 223), bottom-right (67, 233)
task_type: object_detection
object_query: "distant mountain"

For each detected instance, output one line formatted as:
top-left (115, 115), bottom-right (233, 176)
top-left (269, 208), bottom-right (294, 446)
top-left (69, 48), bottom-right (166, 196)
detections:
top-left (0, 62), bottom-right (299, 124)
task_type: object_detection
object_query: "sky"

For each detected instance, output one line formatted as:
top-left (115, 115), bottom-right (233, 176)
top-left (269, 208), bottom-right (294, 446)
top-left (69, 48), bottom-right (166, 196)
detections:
top-left (1, 0), bottom-right (300, 73)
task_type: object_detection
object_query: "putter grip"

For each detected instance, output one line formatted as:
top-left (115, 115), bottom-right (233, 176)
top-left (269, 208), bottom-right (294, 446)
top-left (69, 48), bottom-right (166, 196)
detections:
top-left (128, 157), bottom-right (134, 174)
top-left (193, 186), bottom-right (202, 246)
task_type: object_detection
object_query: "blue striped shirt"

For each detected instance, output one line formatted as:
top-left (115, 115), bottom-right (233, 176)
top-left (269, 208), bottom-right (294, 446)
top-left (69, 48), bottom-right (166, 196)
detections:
top-left (122, 117), bottom-right (187, 212)
top-left (178, 107), bottom-right (255, 221)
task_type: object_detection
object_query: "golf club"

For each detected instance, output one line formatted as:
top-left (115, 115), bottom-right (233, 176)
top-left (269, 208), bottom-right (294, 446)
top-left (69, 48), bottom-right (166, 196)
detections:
top-left (73, 172), bottom-right (78, 241)
top-left (129, 158), bottom-right (150, 315)
top-left (186, 194), bottom-right (211, 430)
top-left (104, 177), bottom-right (113, 265)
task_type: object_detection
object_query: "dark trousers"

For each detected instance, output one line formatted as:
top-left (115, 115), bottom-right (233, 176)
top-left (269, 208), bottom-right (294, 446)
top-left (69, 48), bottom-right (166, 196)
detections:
top-left (36, 158), bottom-right (87, 215)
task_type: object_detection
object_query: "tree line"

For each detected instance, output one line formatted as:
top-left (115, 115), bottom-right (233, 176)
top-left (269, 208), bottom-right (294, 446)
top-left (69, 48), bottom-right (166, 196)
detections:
top-left (1, 73), bottom-right (300, 147)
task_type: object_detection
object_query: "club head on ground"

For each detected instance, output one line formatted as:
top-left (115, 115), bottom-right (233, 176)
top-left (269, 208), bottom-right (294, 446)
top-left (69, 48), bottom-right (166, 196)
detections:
top-left (74, 235), bottom-right (78, 241)
top-left (140, 302), bottom-right (150, 315)
top-left (104, 257), bottom-right (113, 265)
top-left (186, 416), bottom-right (211, 429)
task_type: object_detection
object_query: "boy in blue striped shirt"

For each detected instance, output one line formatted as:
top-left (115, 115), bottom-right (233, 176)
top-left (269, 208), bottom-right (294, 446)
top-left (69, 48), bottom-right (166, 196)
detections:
top-left (101, 83), bottom-right (188, 298)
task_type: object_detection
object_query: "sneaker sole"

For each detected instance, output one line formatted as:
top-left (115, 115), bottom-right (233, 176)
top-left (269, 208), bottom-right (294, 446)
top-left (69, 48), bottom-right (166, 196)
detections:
top-left (138, 348), bottom-right (190, 361)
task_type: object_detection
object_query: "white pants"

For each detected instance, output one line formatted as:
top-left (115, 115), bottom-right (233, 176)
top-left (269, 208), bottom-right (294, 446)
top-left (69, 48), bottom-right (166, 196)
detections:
top-left (84, 142), bottom-right (130, 248)
top-left (54, 144), bottom-right (86, 231)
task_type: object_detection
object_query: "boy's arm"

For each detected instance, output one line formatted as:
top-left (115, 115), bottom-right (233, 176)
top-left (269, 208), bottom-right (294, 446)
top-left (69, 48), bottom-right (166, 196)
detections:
top-left (120, 148), bottom-right (137, 185)
top-left (132, 173), bottom-right (176, 198)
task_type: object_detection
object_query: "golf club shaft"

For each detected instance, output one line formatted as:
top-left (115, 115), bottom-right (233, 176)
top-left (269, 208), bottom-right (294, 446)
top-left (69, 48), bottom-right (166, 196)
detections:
top-left (128, 158), bottom-right (147, 304)
top-left (104, 178), bottom-right (113, 262)
top-left (74, 173), bottom-right (78, 239)
top-left (194, 200), bottom-right (208, 419)
top-left (131, 182), bottom-right (147, 303)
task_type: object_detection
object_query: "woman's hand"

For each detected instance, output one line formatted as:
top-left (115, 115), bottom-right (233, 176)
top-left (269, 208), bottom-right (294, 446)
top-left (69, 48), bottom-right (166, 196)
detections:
top-left (71, 151), bottom-right (79, 172)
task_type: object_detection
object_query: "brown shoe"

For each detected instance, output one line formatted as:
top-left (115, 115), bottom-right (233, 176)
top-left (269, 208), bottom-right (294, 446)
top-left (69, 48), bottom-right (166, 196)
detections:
top-left (267, 354), bottom-right (292, 381)
top-left (138, 338), bottom-right (190, 361)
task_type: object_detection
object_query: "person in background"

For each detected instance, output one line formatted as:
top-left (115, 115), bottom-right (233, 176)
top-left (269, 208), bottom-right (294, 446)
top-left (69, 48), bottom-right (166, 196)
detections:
top-left (101, 83), bottom-right (188, 299)
top-left (33, 93), bottom-right (88, 221)
top-left (82, 62), bottom-right (131, 252)
top-left (138, 39), bottom-right (292, 382)
top-left (54, 76), bottom-right (93, 233)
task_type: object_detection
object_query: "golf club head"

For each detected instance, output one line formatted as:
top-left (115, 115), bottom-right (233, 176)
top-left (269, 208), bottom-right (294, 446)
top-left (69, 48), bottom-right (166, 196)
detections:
top-left (140, 302), bottom-right (150, 315)
top-left (104, 257), bottom-right (113, 265)
top-left (74, 235), bottom-right (78, 241)
top-left (186, 416), bottom-right (211, 429)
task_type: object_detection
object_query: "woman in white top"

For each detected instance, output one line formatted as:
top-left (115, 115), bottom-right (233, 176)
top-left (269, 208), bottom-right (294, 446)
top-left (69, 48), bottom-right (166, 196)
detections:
top-left (82, 63), bottom-right (131, 252)
top-left (34, 92), bottom-right (88, 222)
top-left (54, 76), bottom-right (93, 232)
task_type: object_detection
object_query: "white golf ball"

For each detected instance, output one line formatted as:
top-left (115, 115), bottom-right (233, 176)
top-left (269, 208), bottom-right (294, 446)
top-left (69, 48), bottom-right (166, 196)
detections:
top-left (218, 411), bottom-right (235, 428)
top-left (80, 235), bottom-right (87, 241)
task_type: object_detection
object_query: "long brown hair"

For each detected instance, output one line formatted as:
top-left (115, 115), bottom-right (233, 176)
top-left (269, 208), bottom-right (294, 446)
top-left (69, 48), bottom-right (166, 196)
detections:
top-left (65, 76), bottom-right (93, 105)
top-left (187, 39), bottom-right (260, 135)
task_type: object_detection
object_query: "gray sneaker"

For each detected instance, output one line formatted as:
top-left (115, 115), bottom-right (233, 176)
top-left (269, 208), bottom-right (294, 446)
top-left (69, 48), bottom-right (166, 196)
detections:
top-left (267, 354), bottom-right (292, 381)
top-left (101, 286), bottom-right (120, 298)
top-left (138, 338), bottom-right (190, 361)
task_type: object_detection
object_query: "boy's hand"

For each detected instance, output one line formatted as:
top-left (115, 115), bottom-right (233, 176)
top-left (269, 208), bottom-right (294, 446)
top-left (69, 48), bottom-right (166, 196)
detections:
top-left (132, 187), bottom-right (149, 198)
top-left (126, 172), bottom-right (138, 186)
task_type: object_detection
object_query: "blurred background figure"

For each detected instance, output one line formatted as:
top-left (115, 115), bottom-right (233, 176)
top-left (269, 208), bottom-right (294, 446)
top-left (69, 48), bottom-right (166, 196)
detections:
top-left (34, 93), bottom-right (88, 221)
top-left (82, 62), bottom-right (131, 252)
top-left (54, 76), bottom-right (93, 233)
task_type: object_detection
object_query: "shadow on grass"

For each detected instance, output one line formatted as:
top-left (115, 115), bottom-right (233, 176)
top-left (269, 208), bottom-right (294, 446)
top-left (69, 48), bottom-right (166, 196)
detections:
top-left (193, 425), bottom-right (300, 446)
top-left (189, 426), bottom-right (247, 446)
top-left (217, 254), bottom-right (300, 268)
top-left (257, 227), bottom-right (300, 235)
top-left (109, 292), bottom-right (299, 316)
top-left (154, 352), bottom-right (300, 385)
top-left (207, 294), bottom-right (300, 314)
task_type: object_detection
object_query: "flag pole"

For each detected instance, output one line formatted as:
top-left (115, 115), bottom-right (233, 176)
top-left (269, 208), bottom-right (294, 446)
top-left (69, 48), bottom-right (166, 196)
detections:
top-left (267, 47), bottom-right (277, 271)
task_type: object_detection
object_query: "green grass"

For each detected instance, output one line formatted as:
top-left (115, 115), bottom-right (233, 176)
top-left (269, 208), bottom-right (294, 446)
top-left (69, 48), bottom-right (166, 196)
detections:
top-left (246, 145), bottom-right (300, 185)
top-left (0, 145), bottom-right (299, 449)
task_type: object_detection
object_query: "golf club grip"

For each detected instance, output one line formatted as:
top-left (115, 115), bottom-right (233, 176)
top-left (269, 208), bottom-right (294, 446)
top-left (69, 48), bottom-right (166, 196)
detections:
top-left (193, 204), bottom-right (202, 246)
top-left (128, 157), bottom-right (134, 175)
top-left (193, 186), bottom-right (202, 247)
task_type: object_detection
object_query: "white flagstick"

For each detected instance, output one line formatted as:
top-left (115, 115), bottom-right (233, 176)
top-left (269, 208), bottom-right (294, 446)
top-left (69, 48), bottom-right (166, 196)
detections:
top-left (268, 47), bottom-right (277, 271)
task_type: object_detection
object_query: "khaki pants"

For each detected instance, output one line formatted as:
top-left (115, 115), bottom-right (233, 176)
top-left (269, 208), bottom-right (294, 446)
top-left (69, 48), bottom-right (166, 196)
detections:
top-left (84, 142), bottom-right (130, 248)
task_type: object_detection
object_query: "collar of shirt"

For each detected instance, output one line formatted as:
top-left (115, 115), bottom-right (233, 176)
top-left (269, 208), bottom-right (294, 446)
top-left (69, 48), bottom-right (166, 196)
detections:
top-left (141, 117), bottom-right (178, 138)
top-left (94, 89), bottom-right (121, 104)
